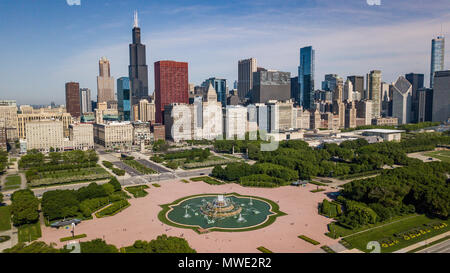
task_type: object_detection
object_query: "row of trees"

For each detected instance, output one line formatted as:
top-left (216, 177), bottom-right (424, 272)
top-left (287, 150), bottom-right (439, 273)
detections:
top-left (18, 150), bottom-right (98, 169)
top-left (212, 162), bottom-right (298, 186)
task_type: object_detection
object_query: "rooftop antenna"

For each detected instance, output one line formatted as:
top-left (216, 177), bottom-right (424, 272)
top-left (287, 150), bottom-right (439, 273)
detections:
top-left (134, 10), bottom-right (139, 28)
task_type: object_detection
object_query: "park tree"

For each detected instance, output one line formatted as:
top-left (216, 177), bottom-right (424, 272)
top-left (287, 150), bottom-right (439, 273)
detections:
top-left (11, 189), bottom-right (39, 226)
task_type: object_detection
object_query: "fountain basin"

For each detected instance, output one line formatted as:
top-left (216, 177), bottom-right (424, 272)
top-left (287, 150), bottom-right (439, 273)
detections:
top-left (159, 193), bottom-right (286, 232)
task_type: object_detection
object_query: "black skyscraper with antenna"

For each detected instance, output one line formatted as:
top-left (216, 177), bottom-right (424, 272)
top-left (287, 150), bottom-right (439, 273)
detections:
top-left (129, 11), bottom-right (149, 105)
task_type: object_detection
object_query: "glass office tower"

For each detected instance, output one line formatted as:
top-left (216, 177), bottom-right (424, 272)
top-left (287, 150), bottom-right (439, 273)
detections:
top-left (430, 36), bottom-right (445, 88)
top-left (202, 77), bottom-right (227, 107)
top-left (298, 46), bottom-right (315, 109)
top-left (117, 77), bottom-right (131, 121)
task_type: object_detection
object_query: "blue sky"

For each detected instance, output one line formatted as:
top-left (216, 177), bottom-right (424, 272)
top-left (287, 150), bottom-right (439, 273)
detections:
top-left (0, 0), bottom-right (449, 105)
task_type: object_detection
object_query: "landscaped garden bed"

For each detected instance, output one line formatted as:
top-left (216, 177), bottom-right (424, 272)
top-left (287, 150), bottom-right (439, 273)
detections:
top-left (124, 185), bottom-right (149, 198)
top-left (95, 200), bottom-right (130, 218)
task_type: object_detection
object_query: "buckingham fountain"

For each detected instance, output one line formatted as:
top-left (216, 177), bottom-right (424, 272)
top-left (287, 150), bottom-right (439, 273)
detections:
top-left (162, 193), bottom-right (281, 231)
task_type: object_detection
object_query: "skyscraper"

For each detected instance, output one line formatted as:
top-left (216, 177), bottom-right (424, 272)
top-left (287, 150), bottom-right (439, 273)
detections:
top-left (392, 76), bottom-right (412, 124)
top-left (129, 11), bottom-right (149, 104)
top-left (347, 75), bottom-right (364, 99)
top-left (80, 88), bottom-right (92, 114)
top-left (405, 73), bottom-right (424, 122)
top-left (97, 57), bottom-right (115, 103)
top-left (417, 88), bottom-right (433, 122)
top-left (251, 69), bottom-right (291, 103)
top-left (298, 46), bottom-right (315, 109)
top-left (430, 36), bottom-right (445, 88)
top-left (322, 74), bottom-right (340, 92)
top-left (202, 77), bottom-right (227, 107)
top-left (238, 58), bottom-right (257, 100)
top-left (65, 82), bottom-right (81, 118)
top-left (154, 60), bottom-right (189, 124)
top-left (432, 70), bottom-right (450, 122)
top-left (117, 77), bottom-right (131, 121)
top-left (366, 70), bottom-right (382, 118)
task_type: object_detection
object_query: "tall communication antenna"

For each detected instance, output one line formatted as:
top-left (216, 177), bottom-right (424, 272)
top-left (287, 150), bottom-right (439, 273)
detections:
top-left (133, 10), bottom-right (139, 28)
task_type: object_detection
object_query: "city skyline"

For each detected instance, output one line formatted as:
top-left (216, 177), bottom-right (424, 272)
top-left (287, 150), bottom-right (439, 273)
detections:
top-left (0, 0), bottom-right (450, 105)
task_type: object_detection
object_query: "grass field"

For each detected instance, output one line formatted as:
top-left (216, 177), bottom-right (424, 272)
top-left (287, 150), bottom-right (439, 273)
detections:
top-left (3, 175), bottom-right (21, 190)
top-left (424, 150), bottom-right (450, 163)
top-left (18, 222), bottom-right (42, 243)
top-left (341, 214), bottom-right (450, 253)
top-left (0, 206), bottom-right (11, 231)
top-left (124, 185), bottom-right (149, 198)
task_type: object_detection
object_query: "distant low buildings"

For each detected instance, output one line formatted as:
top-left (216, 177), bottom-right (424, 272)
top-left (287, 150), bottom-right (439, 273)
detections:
top-left (361, 129), bottom-right (404, 142)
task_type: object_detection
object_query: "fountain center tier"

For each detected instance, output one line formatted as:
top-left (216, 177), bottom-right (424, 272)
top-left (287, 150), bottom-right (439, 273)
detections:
top-left (200, 195), bottom-right (242, 218)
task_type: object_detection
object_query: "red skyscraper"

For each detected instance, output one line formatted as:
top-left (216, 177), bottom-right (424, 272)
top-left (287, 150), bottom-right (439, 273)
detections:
top-left (65, 82), bottom-right (81, 118)
top-left (154, 61), bottom-right (189, 124)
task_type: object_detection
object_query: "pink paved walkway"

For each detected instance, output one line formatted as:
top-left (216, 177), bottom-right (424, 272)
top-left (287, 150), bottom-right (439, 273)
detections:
top-left (41, 180), bottom-right (338, 253)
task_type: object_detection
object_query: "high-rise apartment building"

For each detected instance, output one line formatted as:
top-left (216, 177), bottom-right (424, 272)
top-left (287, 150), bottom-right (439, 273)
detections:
top-left (117, 77), bottom-right (131, 121)
top-left (366, 70), bottom-right (382, 118)
top-left (251, 69), bottom-right (291, 103)
top-left (298, 46), bottom-right (315, 109)
top-left (238, 58), bottom-right (257, 101)
top-left (138, 99), bottom-right (155, 123)
top-left (129, 11), bottom-right (149, 103)
top-left (432, 70), bottom-right (450, 122)
top-left (97, 57), bottom-right (115, 103)
top-left (154, 60), bottom-right (189, 124)
top-left (80, 88), bottom-right (92, 114)
top-left (430, 36), bottom-right (445, 88)
top-left (65, 82), bottom-right (81, 118)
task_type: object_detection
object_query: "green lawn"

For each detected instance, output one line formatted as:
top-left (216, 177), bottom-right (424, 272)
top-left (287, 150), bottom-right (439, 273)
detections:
top-left (341, 214), bottom-right (450, 253)
top-left (3, 175), bottom-right (21, 190)
top-left (124, 185), bottom-right (149, 198)
top-left (0, 206), bottom-right (12, 231)
top-left (18, 222), bottom-right (42, 243)
top-left (424, 150), bottom-right (450, 163)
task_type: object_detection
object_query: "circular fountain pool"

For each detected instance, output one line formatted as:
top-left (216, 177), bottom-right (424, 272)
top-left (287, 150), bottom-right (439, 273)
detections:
top-left (160, 193), bottom-right (285, 232)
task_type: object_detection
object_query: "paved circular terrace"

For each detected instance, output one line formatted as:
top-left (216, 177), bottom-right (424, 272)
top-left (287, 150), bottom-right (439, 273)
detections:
top-left (41, 180), bottom-right (339, 253)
